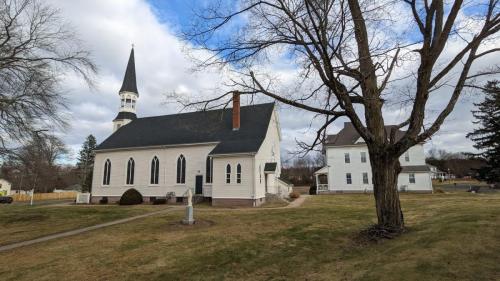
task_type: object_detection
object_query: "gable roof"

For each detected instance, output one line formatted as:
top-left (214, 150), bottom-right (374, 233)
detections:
top-left (325, 122), bottom-right (406, 146)
top-left (119, 48), bottom-right (138, 95)
top-left (96, 103), bottom-right (275, 155)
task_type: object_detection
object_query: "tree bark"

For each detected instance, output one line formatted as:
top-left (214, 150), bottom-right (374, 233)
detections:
top-left (369, 149), bottom-right (404, 232)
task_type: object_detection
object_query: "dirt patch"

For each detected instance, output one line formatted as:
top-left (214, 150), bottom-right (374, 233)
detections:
top-left (163, 219), bottom-right (216, 231)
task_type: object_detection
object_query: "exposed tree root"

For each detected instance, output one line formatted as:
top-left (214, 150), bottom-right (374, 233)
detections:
top-left (357, 224), bottom-right (406, 243)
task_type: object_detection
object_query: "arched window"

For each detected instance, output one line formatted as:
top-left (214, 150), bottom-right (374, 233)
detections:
top-left (237, 164), bottom-right (242, 184)
top-left (126, 95), bottom-right (132, 108)
top-left (126, 158), bottom-right (135, 185)
top-left (176, 155), bottom-right (186, 184)
top-left (150, 156), bottom-right (159, 184)
top-left (103, 159), bottom-right (111, 185)
top-left (206, 156), bottom-right (213, 183)
top-left (226, 164), bottom-right (231, 184)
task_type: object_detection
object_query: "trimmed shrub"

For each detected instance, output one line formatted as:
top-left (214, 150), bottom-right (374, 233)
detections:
top-left (99, 197), bottom-right (108, 204)
top-left (309, 185), bottom-right (317, 195)
top-left (289, 191), bottom-right (301, 199)
top-left (119, 189), bottom-right (143, 205)
top-left (153, 198), bottom-right (167, 205)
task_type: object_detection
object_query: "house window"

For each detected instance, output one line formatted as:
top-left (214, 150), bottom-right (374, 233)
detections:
top-left (344, 153), bottom-right (350, 163)
top-left (346, 173), bottom-right (352, 184)
top-left (176, 155), bottom-right (186, 184)
top-left (409, 173), bottom-right (416, 184)
top-left (226, 164), bottom-right (231, 184)
top-left (405, 151), bottom-right (410, 162)
top-left (362, 172), bottom-right (369, 184)
top-left (206, 156), bottom-right (213, 183)
top-left (150, 156), bottom-right (159, 185)
top-left (237, 164), bottom-right (242, 184)
top-left (126, 158), bottom-right (135, 185)
top-left (102, 159), bottom-right (111, 185)
top-left (361, 152), bottom-right (367, 163)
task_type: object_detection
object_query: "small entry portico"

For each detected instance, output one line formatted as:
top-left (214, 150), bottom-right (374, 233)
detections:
top-left (314, 167), bottom-right (329, 193)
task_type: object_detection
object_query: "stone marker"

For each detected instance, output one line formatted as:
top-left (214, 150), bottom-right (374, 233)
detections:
top-left (182, 188), bottom-right (195, 225)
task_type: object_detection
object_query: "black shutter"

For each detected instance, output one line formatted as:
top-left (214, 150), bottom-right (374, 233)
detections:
top-left (177, 157), bottom-right (181, 183)
top-left (181, 157), bottom-right (186, 183)
top-left (154, 158), bottom-right (159, 184)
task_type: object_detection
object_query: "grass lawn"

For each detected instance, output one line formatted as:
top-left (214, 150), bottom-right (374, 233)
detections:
top-left (0, 193), bottom-right (499, 281)
top-left (0, 204), bottom-right (168, 246)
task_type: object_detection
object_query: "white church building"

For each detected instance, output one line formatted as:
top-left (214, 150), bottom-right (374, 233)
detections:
top-left (315, 122), bottom-right (433, 193)
top-left (90, 48), bottom-right (291, 207)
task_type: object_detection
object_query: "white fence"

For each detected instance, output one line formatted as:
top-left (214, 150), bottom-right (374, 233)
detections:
top-left (76, 193), bottom-right (91, 204)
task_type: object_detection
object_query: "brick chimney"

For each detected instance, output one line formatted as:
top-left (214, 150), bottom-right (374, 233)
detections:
top-left (232, 91), bottom-right (240, 131)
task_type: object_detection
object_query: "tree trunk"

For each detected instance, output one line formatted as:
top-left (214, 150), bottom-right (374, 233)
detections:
top-left (369, 151), bottom-right (405, 232)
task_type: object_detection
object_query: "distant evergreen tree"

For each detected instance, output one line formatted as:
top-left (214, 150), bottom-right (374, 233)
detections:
top-left (77, 135), bottom-right (97, 192)
top-left (466, 81), bottom-right (500, 185)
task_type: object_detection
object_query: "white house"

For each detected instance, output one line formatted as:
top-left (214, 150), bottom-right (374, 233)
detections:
top-left (0, 179), bottom-right (12, 196)
top-left (428, 164), bottom-right (446, 180)
top-left (315, 122), bottom-right (433, 193)
top-left (90, 48), bottom-right (291, 207)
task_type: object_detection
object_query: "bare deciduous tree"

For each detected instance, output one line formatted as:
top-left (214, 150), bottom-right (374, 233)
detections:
top-left (6, 132), bottom-right (68, 192)
top-left (0, 0), bottom-right (96, 156)
top-left (182, 0), bottom-right (500, 236)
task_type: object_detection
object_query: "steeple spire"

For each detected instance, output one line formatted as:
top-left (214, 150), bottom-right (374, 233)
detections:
top-left (113, 47), bottom-right (139, 132)
top-left (119, 47), bottom-right (138, 95)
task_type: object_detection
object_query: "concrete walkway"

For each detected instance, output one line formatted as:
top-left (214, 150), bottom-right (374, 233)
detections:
top-left (0, 207), bottom-right (177, 253)
top-left (284, 194), bottom-right (310, 208)
top-left (0, 195), bottom-right (311, 253)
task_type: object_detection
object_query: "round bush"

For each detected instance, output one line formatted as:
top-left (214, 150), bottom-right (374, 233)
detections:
top-left (119, 188), bottom-right (143, 205)
top-left (289, 191), bottom-right (301, 199)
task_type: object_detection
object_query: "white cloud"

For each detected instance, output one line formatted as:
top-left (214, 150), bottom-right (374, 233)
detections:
top-left (48, 0), bottom-right (497, 164)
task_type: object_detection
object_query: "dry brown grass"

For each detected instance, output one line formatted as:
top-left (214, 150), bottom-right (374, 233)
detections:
top-left (0, 193), bottom-right (499, 281)
top-left (0, 204), bottom-right (167, 246)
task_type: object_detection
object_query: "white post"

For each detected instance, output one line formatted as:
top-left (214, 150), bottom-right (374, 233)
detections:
top-left (315, 174), bottom-right (320, 193)
top-left (30, 189), bottom-right (34, 206)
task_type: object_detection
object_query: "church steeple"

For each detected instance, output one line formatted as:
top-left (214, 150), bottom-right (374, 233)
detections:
top-left (113, 47), bottom-right (139, 132)
top-left (119, 47), bottom-right (138, 95)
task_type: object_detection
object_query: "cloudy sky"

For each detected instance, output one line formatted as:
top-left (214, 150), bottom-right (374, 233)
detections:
top-left (49, 0), bottom-right (498, 163)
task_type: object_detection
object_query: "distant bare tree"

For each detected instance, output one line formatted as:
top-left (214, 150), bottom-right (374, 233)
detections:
top-left (183, 0), bottom-right (500, 236)
top-left (7, 132), bottom-right (67, 192)
top-left (0, 0), bottom-right (96, 156)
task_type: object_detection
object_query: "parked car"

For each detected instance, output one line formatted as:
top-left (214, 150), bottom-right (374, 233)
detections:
top-left (0, 196), bottom-right (13, 204)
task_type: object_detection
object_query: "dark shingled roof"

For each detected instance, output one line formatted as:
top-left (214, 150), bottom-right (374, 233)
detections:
top-left (325, 122), bottom-right (405, 146)
top-left (113, 111), bottom-right (137, 121)
top-left (97, 103), bottom-right (275, 155)
top-left (119, 48), bottom-right (138, 95)
top-left (401, 165), bottom-right (431, 173)
top-left (264, 162), bottom-right (277, 172)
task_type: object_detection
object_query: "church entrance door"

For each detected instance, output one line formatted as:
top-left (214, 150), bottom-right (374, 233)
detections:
top-left (195, 175), bottom-right (203, 195)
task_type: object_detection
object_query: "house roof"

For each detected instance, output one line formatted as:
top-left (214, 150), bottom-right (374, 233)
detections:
top-left (96, 103), bottom-right (275, 155)
top-left (119, 48), bottom-right (138, 95)
top-left (264, 162), bottom-right (277, 172)
top-left (325, 122), bottom-right (406, 146)
top-left (401, 165), bottom-right (431, 173)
